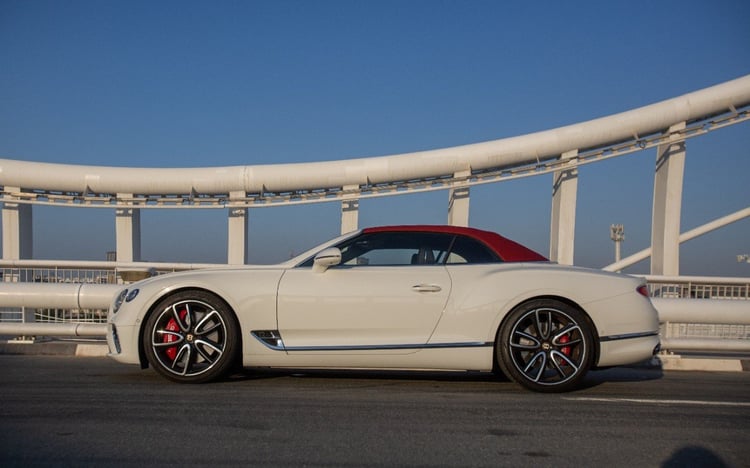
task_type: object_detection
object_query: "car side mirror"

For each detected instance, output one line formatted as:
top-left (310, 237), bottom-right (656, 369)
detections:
top-left (312, 247), bottom-right (342, 273)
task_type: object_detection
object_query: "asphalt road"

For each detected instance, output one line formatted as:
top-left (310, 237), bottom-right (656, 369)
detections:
top-left (1, 356), bottom-right (748, 467)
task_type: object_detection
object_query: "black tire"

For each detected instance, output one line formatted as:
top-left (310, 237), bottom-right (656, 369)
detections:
top-left (497, 299), bottom-right (594, 393)
top-left (142, 290), bottom-right (240, 383)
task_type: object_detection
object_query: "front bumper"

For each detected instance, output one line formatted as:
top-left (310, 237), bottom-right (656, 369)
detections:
top-left (106, 322), bottom-right (140, 365)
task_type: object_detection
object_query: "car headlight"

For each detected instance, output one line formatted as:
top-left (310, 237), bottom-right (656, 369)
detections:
top-left (112, 288), bottom-right (139, 315)
top-left (113, 289), bottom-right (128, 314)
top-left (125, 288), bottom-right (139, 302)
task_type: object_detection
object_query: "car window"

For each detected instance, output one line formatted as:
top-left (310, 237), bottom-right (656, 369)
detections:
top-left (298, 230), bottom-right (502, 268)
top-left (446, 235), bottom-right (501, 264)
top-left (338, 232), bottom-right (453, 266)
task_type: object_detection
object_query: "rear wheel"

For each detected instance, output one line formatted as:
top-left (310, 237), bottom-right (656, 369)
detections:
top-left (497, 299), bottom-right (594, 392)
top-left (143, 290), bottom-right (240, 383)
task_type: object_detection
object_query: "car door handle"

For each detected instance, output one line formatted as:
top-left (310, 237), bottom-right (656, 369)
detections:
top-left (412, 284), bottom-right (442, 293)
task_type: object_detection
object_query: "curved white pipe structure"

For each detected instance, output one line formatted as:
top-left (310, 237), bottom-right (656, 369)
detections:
top-left (0, 283), bottom-right (121, 309)
top-left (0, 323), bottom-right (107, 337)
top-left (2, 75), bottom-right (750, 195)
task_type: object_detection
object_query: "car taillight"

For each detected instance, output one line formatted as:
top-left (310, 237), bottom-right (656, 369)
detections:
top-left (637, 285), bottom-right (650, 297)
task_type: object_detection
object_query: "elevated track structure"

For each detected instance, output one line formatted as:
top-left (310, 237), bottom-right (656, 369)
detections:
top-left (1, 75), bottom-right (749, 270)
top-left (1, 75), bottom-right (749, 354)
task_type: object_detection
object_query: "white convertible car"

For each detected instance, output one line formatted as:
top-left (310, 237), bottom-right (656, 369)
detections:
top-left (107, 225), bottom-right (660, 392)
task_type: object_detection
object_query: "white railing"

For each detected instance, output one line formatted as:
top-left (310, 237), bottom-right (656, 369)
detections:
top-left (651, 297), bottom-right (750, 353)
top-left (644, 275), bottom-right (749, 300)
top-left (0, 262), bottom-right (200, 324)
top-left (642, 275), bottom-right (750, 353)
top-left (0, 270), bottom-right (748, 355)
top-left (0, 308), bottom-right (23, 323)
top-left (1, 259), bottom-right (219, 282)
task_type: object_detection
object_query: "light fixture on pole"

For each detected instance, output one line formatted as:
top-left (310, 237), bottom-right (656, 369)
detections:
top-left (610, 224), bottom-right (625, 263)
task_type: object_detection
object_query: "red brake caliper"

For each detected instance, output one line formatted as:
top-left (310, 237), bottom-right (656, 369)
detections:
top-left (164, 309), bottom-right (187, 361)
top-left (558, 334), bottom-right (571, 365)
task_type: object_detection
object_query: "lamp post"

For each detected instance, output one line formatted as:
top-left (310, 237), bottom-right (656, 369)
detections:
top-left (610, 224), bottom-right (625, 263)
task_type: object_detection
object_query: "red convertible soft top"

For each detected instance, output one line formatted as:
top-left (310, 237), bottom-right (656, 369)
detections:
top-left (362, 225), bottom-right (548, 262)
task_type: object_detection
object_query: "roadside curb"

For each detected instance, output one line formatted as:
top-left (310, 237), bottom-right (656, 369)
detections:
top-left (0, 340), bottom-right (108, 357)
top-left (1, 341), bottom-right (748, 371)
top-left (661, 355), bottom-right (750, 372)
top-left (639, 355), bottom-right (750, 372)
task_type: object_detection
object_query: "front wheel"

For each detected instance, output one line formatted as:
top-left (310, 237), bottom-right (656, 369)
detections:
top-left (497, 299), bottom-right (594, 392)
top-left (142, 290), bottom-right (240, 383)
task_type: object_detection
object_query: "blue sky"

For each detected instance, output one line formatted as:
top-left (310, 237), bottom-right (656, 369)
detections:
top-left (1, 0), bottom-right (749, 275)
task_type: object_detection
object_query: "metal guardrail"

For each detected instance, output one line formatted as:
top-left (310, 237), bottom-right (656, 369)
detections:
top-left (0, 309), bottom-right (23, 323)
top-left (0, 263), bottom-right (189, 325)
top-left (651, 298), bottom-right (750, 353)
top-left (645, 275), bottom-right (749, 300)
top-left (643, 275), bottom-right (750, 353)
top-left (0, 322), bottom-right (107, 337)
top-left (0, 269), bottom-right (748, 355)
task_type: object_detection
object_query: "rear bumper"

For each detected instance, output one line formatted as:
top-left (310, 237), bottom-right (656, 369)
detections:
top-left (597, 333), bottom-right (660, 367)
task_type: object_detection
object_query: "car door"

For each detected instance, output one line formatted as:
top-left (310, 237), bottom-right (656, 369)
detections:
top-left (276, 232), bottom-right (453, 352)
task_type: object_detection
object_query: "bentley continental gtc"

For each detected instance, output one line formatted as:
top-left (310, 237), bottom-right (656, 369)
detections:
top-left (107, 225), bottom-right (660, 392)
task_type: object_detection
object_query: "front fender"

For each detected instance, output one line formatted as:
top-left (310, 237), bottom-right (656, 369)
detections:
top-left (108, 268), bottom-right (285, 367)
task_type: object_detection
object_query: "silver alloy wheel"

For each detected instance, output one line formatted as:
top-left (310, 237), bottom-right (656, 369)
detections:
top-left (497, 299), bottom-right (594, 392)
top-left (149, 299), bottom-right (228, 378)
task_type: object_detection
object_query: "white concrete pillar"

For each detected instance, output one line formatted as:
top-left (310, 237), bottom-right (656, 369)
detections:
top-left (115, 193), bottom-right (141, 262)
top-left (448, 171), bottom-right (471, 227)
top-left (549, 150), bottom-right (579, 265)
top-left (341, 200), bottom-right (359, 234)
top-left (2, 187), bottom-right (33, 260)
top-left (341, 185), bottom-right (360, 234)
top-left (227, 191), bottom-right (248, 264)
top-left (651, 122), bottom-right (686, 276)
